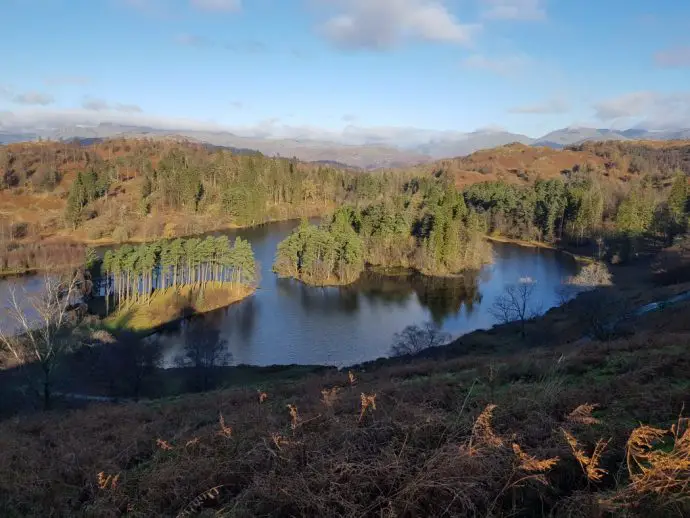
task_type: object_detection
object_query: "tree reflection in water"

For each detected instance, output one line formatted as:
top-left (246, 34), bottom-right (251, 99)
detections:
top-left (356, 268), bottom-right (484, 327)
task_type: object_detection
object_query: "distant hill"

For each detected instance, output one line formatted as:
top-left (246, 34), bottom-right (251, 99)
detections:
top-left (533, 128), bottom-right (631, 148)
top-left (2, 123), bottom-right (689, 169)
top-left (410, 130), bottom-right (534, 158)
top-left (0, 124), bottom-right (431, 170)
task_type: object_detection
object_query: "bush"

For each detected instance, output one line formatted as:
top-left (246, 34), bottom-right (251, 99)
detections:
top-left (10, 222), bottom-right (29, 239)
top-left (567, 262), bottom-right (612, 288)
top-left (390, 322), bottom-right (450, 357)
top-left (87, 227), bottom-right (104, 240)
top-left (112, 225), bottom-right (129, 243)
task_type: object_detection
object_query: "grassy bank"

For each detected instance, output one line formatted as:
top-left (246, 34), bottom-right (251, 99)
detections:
top-left (486, 234), bottom-right (594, 264)
top-left (0, 306), bottom-right (688, 516)
top-left (103, 282), bottom-right (255, 333)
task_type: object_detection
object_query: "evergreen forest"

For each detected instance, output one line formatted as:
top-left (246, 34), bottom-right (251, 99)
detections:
top-left (273, 179), bottom-right (492, 285)
top-left (100, 235), bottom-right (256, 310)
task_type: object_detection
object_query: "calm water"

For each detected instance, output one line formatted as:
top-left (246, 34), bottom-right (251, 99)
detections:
top-left (0, 220), bottom-right (580, 367)
top-left (151, 220), bottom-right (579, 367)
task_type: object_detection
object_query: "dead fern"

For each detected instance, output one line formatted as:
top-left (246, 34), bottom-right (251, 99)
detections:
top-left (358, 393), bottom-right (377, 423)
top-left (348, 370), bottom-right (356, 385)
top-left (287, 404), bottom-right (299, 430)
top-left (321, 387), bottom-right (340, 409)
top-left (626, 417), bottom-right (690, 495)
top-left (96, 471), bottom-right (120, 490)
top-left (562, 429), bottom-right (609, 482)
top-left (513, 443), bottom-right (560, 474)
top-left (217, 413), bottom-right (232, 438)
top-left (176, 485), bottom-right (225, 517)
top-left (567, 404), bottom-right (601, 426)
top-left (156, 438), bottom-right (173, 451)
top-left (626, 425), bottom-right (667, 478)
top-left (271, 433), bottom-right (290, 451)
top-left (604, 415), bottom-right (690, 509)
top-left (469, 404), bottom-right (504, 451)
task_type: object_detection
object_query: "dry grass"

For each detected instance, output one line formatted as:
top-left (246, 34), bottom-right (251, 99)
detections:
top-left (103, 282), bottom-right (255, 332)
top-left (0, 322), bottom-right (688, 516)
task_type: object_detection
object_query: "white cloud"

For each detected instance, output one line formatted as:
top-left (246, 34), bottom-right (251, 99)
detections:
top-left (13, 92), bottom-right (55, 106)
top-left (191, 0), bottom-right (241, 11)
top-left (116, 103), bottom-right (144, 113)
top-left (82, 98), bottom-right (110, 111)
top-left (82, 97), bottom-right (142, 113)
top-left (481, 0), bottom-right (546, 21)
top-left (654, 47), bottom-right (690, 68)
top-left (317, 0), bottom-right (480, 50)
top-left (462, 53), bottom-right (531, 76)
top-left (508, 97), bottom-right (569, 114)
top-left (0, 108), bottom-right (224, 133)
top-left (0, 107), bottom-right (485, 146)
top-left (593, 91), bottom-right (690, 129)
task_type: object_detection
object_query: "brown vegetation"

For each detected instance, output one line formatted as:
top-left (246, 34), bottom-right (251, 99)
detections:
top-left (0, 138), bottom-right (358, 246)
top-left (0, 307), bottom-right (688, 516)
top-left (413, 140), bottom-right (690, 189)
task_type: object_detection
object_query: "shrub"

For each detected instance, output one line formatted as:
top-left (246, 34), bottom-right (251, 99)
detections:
top-left (112, 225), bottom-right (129, 243)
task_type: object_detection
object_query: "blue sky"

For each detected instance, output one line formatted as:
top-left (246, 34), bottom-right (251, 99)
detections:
top-left (1, 0), bottom-right (689, 142)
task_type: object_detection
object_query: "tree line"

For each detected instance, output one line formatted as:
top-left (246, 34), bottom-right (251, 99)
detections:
top-left (101, 235), bottom-right (256, 310)
top-left (55, 142), bottom-right (415, 232)
top-left (273, 179), bottom-right (492, 285)
top-left (464, 171), bottom-right (689, 258)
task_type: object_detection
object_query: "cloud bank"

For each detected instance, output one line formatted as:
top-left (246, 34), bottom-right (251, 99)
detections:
top-left (316, 0), bottom-right (480, 50)
top-left (593, 91), bottom-right (690, 130)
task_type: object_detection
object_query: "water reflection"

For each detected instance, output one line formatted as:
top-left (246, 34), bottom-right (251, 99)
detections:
top-left (276, 278), bottom-right (361, 314)
top-left (353, 269), bottom-right (483, 326)
top-left (2, 218), bottom-right (580, 368)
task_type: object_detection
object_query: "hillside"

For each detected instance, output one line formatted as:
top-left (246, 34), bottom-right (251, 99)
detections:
top-left (412, 140), bottom-right (690, 188)
top-left (0, 138), bottom-right (406, 249)
top-left (3, 123), bottom-right (689, 169)
top-left (2, 138), bottom-right (690, 254)
top-left (0, 125), bottom-right (432, 170)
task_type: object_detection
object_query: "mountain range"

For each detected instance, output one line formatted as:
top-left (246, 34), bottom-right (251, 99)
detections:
top-left (1, 123), bottom-right (689, 170)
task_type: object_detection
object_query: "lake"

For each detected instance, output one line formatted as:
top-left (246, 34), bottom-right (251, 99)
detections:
top-left (0, 220), bottom-right (580, 367)
top-left (151, 220), bottom-right (580, 367)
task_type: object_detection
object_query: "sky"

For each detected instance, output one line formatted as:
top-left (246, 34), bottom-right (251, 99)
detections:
top-left (1, 0), bottom-right (689, 144)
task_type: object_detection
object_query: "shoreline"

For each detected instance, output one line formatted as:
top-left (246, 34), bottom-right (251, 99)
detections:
top-left (278, 262), bottom-right (488, 288)
top-left (485, 235), bottom-right (594, 264)
top-left (102, 282), bottom-right (256, 335)
top-left (0, 214), bottom-right (322, 279)
top-left (38, 208), bottom-right (331, 248)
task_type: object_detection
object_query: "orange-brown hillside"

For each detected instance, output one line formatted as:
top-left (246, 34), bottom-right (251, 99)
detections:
top-left (412, 141), bottom-right (690, 188)
top-left (2, 138), bottom-right (690, 247)
top-left (0, 138), bottom-right (342, 246)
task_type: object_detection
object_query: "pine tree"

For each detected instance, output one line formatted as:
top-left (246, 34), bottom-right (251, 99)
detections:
top-left (667, 173), bottom-right (688, 238)
top-left (65, 173), bottom-right (86, 229)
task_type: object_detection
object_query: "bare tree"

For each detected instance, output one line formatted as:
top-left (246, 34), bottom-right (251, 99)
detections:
top-left (390, 321), bottom-right (450, 357)
top-left (93, 332), bottom-right (162, 400)
top-left (176, 320), bottom-right (231, 392)
top-left (0, 272), bottom-right (82, 409)
top-left (490, 279), bottom-right (540, 338)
